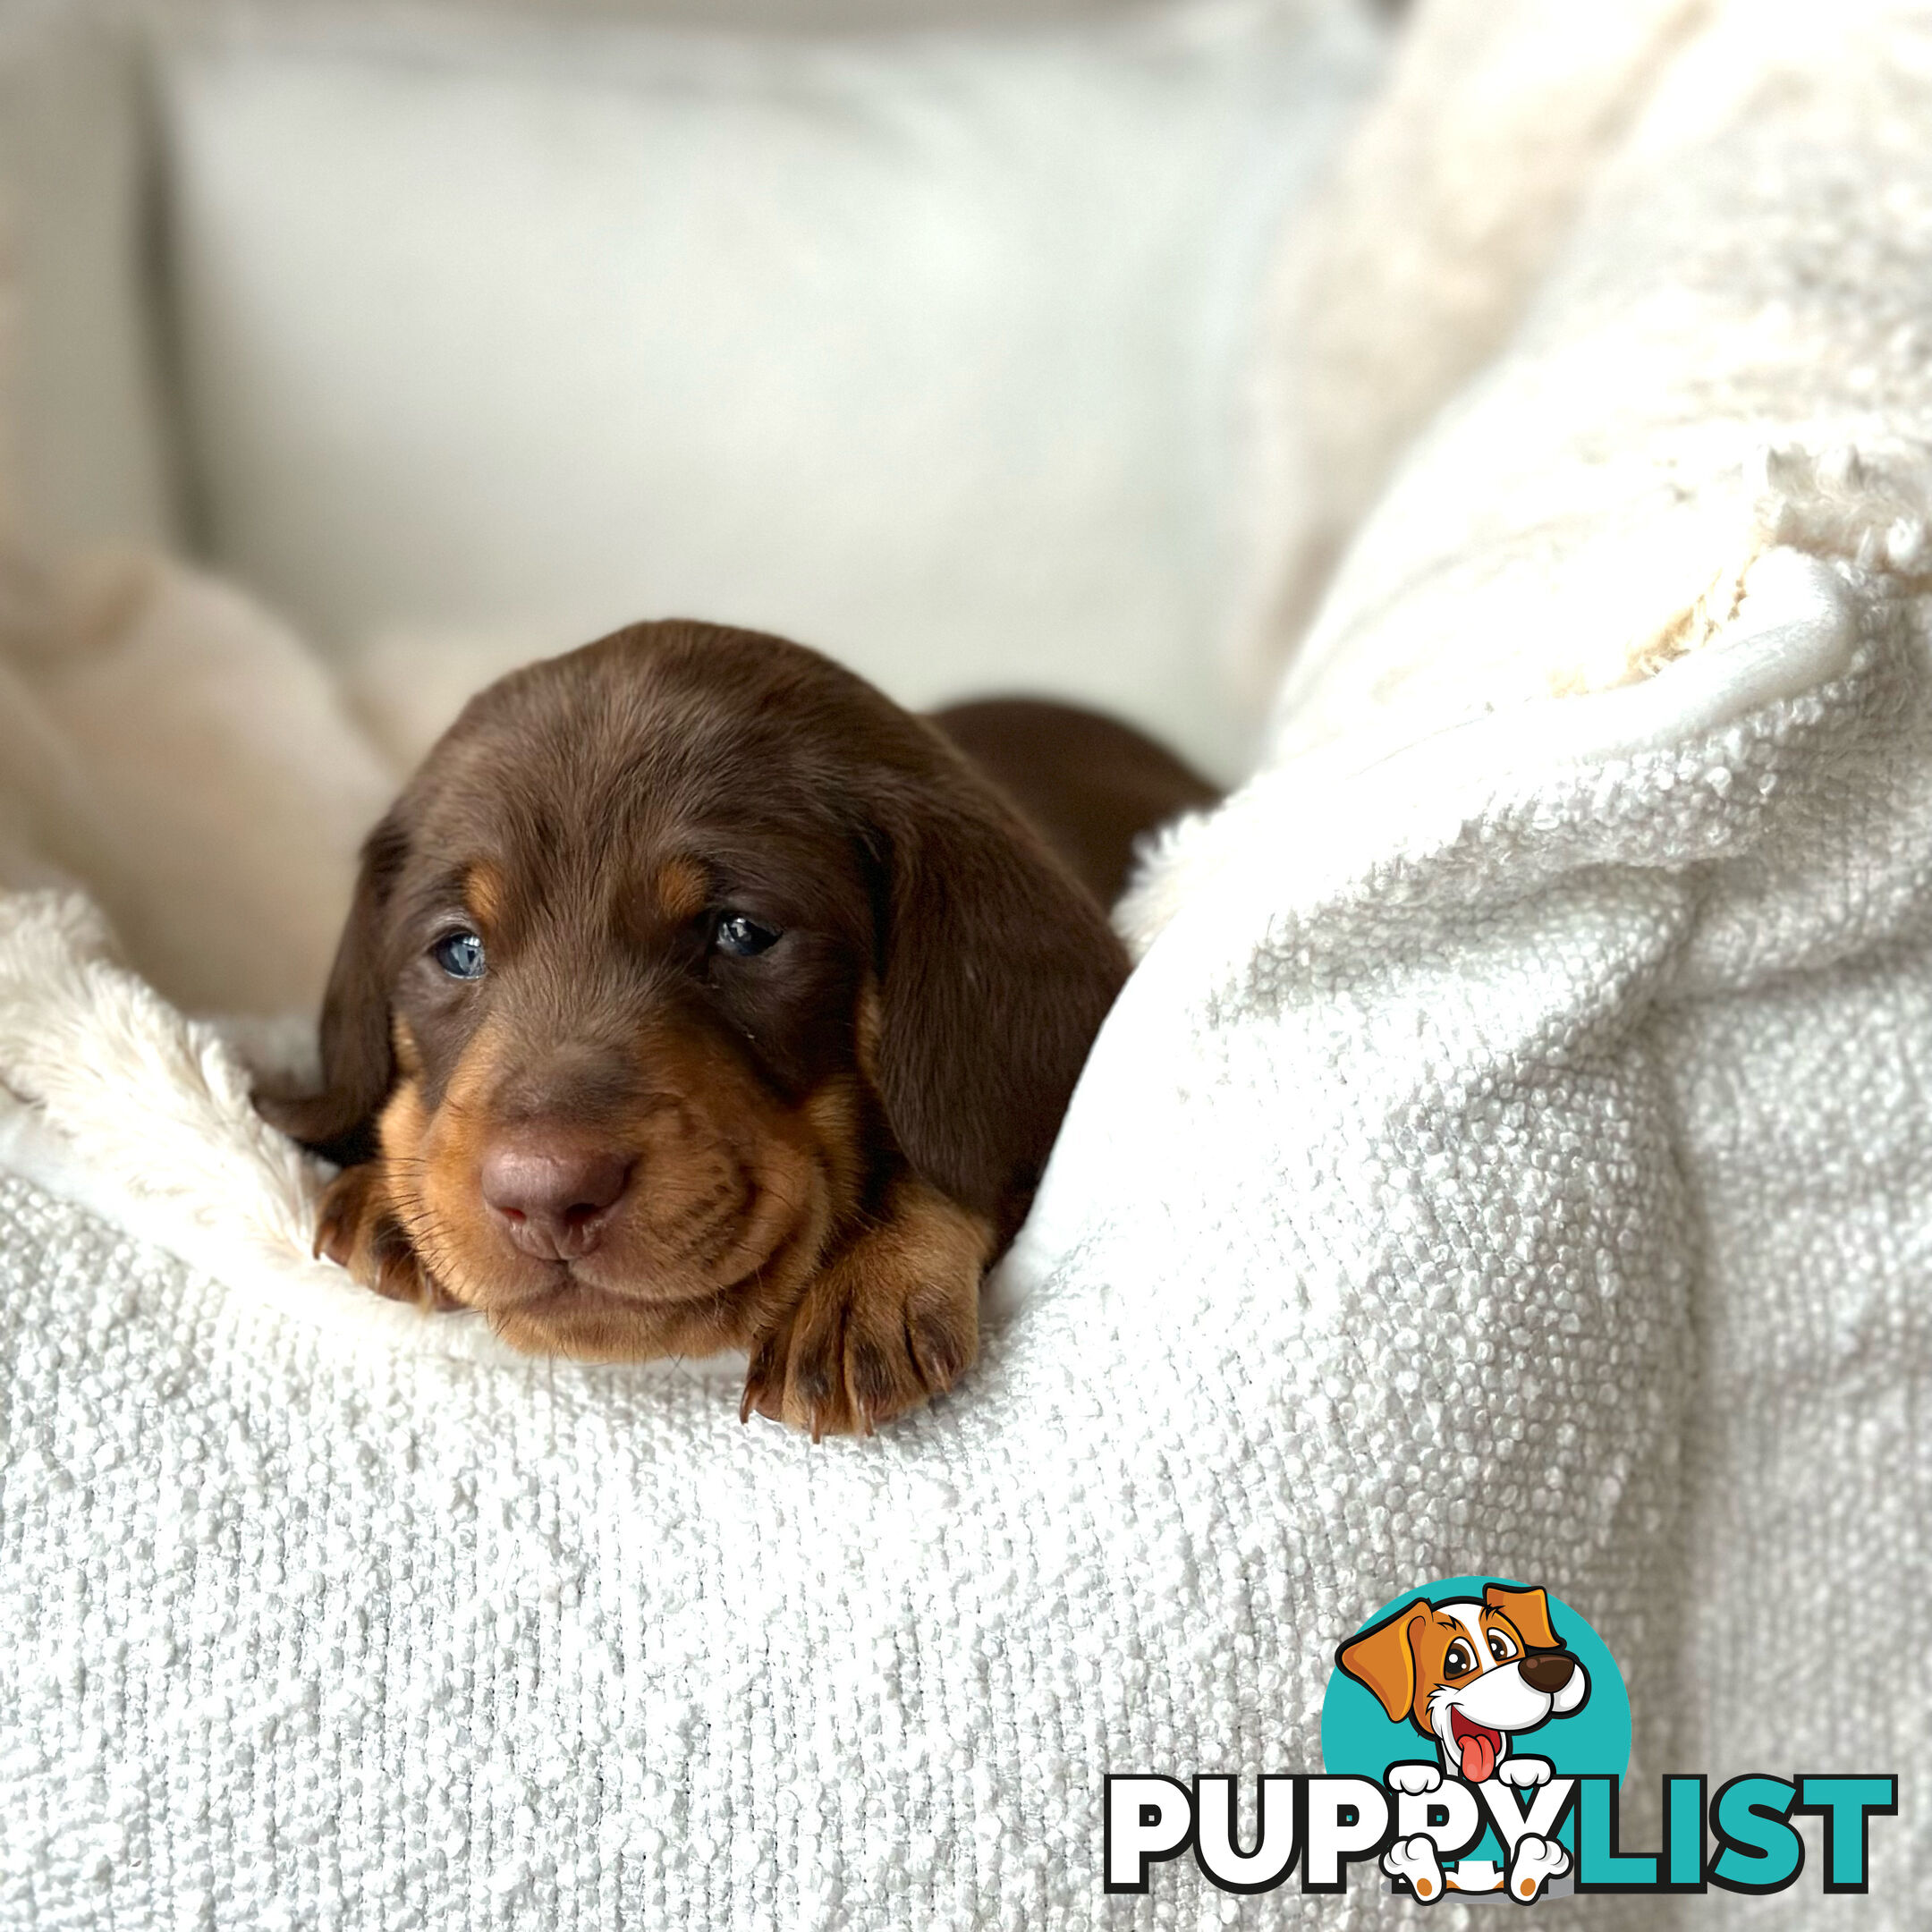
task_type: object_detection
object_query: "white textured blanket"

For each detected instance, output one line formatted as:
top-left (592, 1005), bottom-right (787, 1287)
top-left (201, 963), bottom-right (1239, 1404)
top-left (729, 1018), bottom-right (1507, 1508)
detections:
top-left (5, 0), bottom-right (1932, 1925)
top-left (3, 536), bottom-right (1928, 1928)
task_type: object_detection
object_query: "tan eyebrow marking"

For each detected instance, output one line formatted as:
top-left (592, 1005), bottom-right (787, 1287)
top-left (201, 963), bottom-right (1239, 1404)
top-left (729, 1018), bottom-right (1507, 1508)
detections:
top-left (655, 856), bottom-right (710, 923)
top-left (463, 861), bottom-right (506, 933)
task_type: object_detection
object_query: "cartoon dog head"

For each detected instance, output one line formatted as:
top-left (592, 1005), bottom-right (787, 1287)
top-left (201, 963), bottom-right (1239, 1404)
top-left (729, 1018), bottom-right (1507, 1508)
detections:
top-left (1336, 1583), bottom-right (1589, 1783)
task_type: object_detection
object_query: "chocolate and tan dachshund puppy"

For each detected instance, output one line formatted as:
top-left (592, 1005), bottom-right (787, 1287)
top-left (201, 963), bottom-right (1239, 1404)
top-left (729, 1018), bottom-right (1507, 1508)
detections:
top-left (258, 621), bottom-right (1213, 1436)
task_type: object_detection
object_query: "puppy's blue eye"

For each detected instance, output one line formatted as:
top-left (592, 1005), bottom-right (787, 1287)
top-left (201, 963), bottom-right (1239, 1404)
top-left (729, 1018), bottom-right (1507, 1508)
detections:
top-left (713, 912), bottom-right (780, 958)
top-left (433, 929), bottom-right (487, 979)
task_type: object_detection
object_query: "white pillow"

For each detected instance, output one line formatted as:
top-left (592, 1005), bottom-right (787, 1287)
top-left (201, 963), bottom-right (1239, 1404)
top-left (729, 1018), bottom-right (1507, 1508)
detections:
top-left (155, 0), bottom-right (1383, 778)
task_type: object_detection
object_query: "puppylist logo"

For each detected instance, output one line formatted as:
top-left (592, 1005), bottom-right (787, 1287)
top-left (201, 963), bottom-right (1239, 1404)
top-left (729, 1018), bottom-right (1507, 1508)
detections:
top-left (1105, 1576), bottom-right (1896, 1904)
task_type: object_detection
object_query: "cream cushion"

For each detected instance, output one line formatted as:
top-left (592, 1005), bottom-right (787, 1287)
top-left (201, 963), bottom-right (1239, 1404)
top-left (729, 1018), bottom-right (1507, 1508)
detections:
top-left (157, 0), bottom-right (1382, 775)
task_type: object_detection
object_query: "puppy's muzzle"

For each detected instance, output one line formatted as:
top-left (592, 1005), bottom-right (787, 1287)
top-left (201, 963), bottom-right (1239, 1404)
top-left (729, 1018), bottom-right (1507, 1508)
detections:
top-left (480, 1131), bottom-right (633, 1260)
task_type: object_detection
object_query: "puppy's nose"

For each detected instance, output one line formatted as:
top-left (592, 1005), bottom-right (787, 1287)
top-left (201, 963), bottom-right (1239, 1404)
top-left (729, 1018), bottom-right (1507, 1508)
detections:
top-left (1520, 1652), bottom-right (1576, 1695)
top-left (480, 1135), bottom-right (631, 1260)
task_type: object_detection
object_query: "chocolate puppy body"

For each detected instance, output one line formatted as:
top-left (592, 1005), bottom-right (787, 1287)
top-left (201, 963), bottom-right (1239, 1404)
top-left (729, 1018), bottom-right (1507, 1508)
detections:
top-left (261, 622), bottom-right (1210, 1435)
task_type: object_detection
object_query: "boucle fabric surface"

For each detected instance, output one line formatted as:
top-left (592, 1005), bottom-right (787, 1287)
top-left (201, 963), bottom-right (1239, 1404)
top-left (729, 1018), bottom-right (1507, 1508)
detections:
top-left (2, 540), bottom-right (1925, 1930)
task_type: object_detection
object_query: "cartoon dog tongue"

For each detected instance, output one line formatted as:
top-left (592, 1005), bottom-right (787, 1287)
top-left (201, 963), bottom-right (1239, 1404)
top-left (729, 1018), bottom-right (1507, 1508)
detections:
top-left (1453, 1712), bottom-right (1501, 1783)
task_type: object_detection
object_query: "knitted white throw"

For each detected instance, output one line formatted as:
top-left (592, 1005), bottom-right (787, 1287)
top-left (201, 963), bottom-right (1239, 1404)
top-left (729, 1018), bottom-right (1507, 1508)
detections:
top-left (2, 531), bottom-right (1924, 1929)
top-left (6, 0), bottom-right (1932, 1927)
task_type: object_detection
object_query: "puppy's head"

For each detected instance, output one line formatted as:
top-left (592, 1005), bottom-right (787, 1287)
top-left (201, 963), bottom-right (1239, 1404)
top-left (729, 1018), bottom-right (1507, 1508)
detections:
top-left (259, 621), bottom-right (1126, 1355)
top-left (1336, 1584), bottom-right (1589, 1780)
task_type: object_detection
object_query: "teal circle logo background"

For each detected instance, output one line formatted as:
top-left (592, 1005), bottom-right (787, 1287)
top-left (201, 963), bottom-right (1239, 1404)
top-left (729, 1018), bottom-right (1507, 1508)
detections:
top-left (1321, 1576), bottom-right (1630, 1861)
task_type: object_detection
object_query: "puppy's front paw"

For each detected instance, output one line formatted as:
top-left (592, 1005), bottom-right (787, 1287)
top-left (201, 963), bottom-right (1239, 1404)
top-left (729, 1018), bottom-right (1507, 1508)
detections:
top-left (741, 1182), bottom-right (990, 1438)
top-left (1387, 1762), bottom-right (1445, 1796)
top-left (1384, 1835), bottom-right (1445, 1903)
top-left (1506, 1835), bottom-right (1568, 1903)
top-left (314, 1163), bottom-right (460, 1312)
top-left (1497, 1756), bottom-right (1551, 1790)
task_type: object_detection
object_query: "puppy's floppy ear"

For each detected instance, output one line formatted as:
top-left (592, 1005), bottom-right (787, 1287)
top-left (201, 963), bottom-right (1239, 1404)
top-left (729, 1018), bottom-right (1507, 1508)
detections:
top-left (1337, 1600), bottom-right (1430, 1725)
top-left (253, 809), bottom-right (408, 1165)
top-left (1484, 1582), bottom-right (1562, 1651)
top-left (867, 766), bottom-right (1126, 1249)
